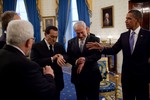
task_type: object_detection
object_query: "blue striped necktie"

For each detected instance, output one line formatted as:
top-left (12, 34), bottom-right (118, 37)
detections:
top-left (129, 32), bottom-right (135, 53)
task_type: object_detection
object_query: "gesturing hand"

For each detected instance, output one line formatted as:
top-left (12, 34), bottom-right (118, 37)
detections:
top-left (86, 42), bottom-right (104, 50)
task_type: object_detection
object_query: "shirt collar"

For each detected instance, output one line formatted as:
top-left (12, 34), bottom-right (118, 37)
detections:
top-left (78, 37), bottom-right (87, 42)
top-left (131, 26), bottom-right (141, 35)
top-left (44, 39), bottom-right (53, 50)
top-left (8, 44), bottom-right (25, 55)
top-left (4, 31), bottom-right (7, 34)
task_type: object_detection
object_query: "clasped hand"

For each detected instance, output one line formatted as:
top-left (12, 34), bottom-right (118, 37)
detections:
top-left (77, 57), bottom-right (85, 74)
top-left (52, 54), bottom-right (66, 67)
top-left (43, 65), bottom-right (54, 78)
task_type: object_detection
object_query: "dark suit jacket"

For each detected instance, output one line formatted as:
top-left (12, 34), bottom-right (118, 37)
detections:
top-left (89, 33), bottom-right (95, 36)
top-left (30, 39), bottom-right (66, 91)
top-left (0, 33), bottom-right (6, 49)
top-left (66, 35), bottom-right (102, 84)
top-left (102, 28), bottom-right (150, 83)
top-left (0, 45), bottom-right (56, 100)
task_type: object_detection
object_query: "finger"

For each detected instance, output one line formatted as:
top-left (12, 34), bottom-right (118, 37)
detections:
top-left (77, 68), bottom-right (80, 74)
top-left (59, 58), bottom-right (66, 64)
top-left (87, 42), bottom-right (94, 44)
top-left (57, 60), bottom-right (65, 67)
top-left (43, 67), bottom-right (45, 73)
top-left (78, 69), bottom-right (81, 74)
top-left (60, 58), bottom-right (66, 63)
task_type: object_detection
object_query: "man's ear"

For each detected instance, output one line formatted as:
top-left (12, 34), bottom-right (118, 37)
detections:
top-left (44, 32), bottom-right (46, 36)
top-left (25, 39), bottom-right (32, 48)
top-left (44, 32), bottom-right (48, 39)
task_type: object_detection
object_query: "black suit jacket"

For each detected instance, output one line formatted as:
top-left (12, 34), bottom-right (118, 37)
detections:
top-left (66, 35), bottom-right (102, 84)
top-left (0, 45), bottom-right (56, 100)
top-left (30, 39), bottom-right (66, 91)
top-left (0, 33), bottom-right (6, 49)
top-left (103, 28), bottom-right (150, 83)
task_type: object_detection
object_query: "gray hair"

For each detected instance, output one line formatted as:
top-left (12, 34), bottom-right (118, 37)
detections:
top-left (6, 20), bottom-right (34, 46)
top-left (73, 21), bottom-right (86, 31)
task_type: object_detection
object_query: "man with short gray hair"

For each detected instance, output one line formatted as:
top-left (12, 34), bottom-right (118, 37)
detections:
top-left (66, 21), bottom-right (102, 100)
top-left (0, 20), bottom-right (56, 100)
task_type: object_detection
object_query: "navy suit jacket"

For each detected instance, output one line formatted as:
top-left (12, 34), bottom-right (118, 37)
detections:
top-left (103, 28), bottom-right (150, 83)
top-left (30, 39), bottom-right (66, 91)
top-left (0, 45), bottom-right (56, 100)
top-left (67, 35), bottom-right (102, 84)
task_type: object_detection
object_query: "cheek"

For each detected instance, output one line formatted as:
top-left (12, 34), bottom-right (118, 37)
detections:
top-left (76, 34), bottom-right (81, 37)
top-left (127, 21), bottom-right (133, 25)
top-left (53, 38), bottom-right (57, 41)
top-left (47, 39), bottom-right (52, 43)
top-left (79, 34), bottom-right (84, 38)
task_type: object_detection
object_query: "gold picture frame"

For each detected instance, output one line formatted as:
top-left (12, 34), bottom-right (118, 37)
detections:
top-left (101, 6), bottom-right (114, 28)
top-left (0, 0), bottom-right (3, 18)
top-left (42, 16), bottom-right (56, 31)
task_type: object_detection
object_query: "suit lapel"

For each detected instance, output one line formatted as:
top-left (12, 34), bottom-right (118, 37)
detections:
top-left (134, 29), bottom-right (144, 53)
top-left (54, 43), bottom-right (58, 54)
top-left (83, 36), bottom-right (90, 52)
top-left (42, 40), bottom-right (52, 57)
top-left (78, 36), bottom-right (89, 53)
top-left (75, 37), bottom-right (81, 52)
top-left (125, 31), bottom-right (132, 55)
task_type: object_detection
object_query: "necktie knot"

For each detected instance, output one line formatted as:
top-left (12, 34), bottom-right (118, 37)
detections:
top-left (49, 45), bottom-right (54, 56)
top-left (50, 45), bottom-right (53, 51)
top-left (131, 31), bottom-right (135, 36)
top-left (80, 40), bottom-right (84, 52)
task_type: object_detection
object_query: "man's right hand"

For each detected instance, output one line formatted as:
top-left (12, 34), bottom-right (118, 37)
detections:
top-left (43, 65), bottom-right (54, 78)
top-left (86, 42), bottom-right (104, 51)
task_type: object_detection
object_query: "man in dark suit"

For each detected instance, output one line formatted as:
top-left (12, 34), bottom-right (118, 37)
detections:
top-left (0, 11), bottom-right (20, 49)
top-left (0, 20), bottom-right (56, 100)
top-left (66, 21), bottom-right (102, 100)
top-left (30, 26), bottom-right (66, 100)
top-left (86, 10), bottom-right (150, 100)
top-left (86, 26), bottom-right (95, 36)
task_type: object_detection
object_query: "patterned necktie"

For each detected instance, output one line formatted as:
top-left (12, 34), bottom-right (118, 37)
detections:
top-left (80, 40), bottom-right (84, 52)
top-left (49, 45), bottom-right (54, 56)
top-left (129, 32), bottom-right (135, 53)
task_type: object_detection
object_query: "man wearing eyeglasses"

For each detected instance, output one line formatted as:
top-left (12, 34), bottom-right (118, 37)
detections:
top-left (0, 20), bottom-right (56, 100)
top-left (30, 26), bottom-right (66, 100)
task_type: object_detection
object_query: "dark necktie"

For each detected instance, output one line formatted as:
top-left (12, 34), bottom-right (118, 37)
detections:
top-left (129, 32), bottom-right (135, 53)
top-left (80, 40), bottom-right (84, 52)
top-left (49, 45), bottom-right (54, 56)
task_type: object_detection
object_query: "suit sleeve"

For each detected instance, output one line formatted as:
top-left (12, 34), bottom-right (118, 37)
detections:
top-left (102, 33), bottom-right (123, 55)
top-left (84, 36), bottom-right (101, 63)
top-left (21, 60), bottom-right (56, 99)
top-left (30, 43), bottom-right (53, 67)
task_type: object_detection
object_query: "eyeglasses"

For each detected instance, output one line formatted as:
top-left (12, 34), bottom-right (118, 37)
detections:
top-left (47, 34), bottom-right (57, 39)
top-left (30, 37), bottom-right (35, 42)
